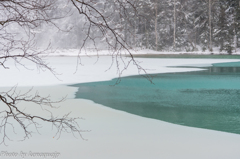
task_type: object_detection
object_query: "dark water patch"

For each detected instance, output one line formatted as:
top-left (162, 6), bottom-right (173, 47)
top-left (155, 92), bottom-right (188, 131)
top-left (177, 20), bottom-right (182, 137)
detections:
top-left (71, 61), bottom-right (240, 134)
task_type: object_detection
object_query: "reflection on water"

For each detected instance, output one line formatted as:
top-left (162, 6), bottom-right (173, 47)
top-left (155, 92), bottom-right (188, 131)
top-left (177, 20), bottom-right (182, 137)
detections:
top-left (208, 67), bottom-right (240, 73)
top-left (72, 62), bottom-right (240, 134)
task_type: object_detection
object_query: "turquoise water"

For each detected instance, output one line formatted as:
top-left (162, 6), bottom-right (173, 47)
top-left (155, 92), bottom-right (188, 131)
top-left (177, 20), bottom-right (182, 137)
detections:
top-left (72, 61), bottom-right (240, 134)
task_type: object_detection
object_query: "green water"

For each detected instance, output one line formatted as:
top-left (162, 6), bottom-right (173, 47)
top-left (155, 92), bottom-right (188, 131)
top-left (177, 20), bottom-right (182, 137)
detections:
top-left (72, 61), bottom-right (240, 134)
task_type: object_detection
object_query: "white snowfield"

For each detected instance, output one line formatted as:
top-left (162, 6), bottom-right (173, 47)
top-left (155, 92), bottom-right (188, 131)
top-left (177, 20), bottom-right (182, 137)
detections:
top-left (1, 55), bottom-right (240, 159)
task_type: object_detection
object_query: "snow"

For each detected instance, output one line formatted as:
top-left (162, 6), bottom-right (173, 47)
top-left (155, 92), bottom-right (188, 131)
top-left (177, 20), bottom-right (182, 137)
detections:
top-left (1, 54), bottom-right (240, 159)
top-left (1, 56), bottom-right (240, 87)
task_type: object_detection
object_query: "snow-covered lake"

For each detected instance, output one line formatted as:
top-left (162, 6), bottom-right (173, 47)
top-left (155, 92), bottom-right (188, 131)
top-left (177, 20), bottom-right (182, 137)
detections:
top-left (1, 56), bottom-right (239, 86)
top-left (1, 56), bottom-right (240, 159)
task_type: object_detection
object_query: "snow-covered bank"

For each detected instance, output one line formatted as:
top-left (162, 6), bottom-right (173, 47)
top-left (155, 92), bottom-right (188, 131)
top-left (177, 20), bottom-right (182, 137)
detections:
top-left (47, 49), bottom-right (240, 56)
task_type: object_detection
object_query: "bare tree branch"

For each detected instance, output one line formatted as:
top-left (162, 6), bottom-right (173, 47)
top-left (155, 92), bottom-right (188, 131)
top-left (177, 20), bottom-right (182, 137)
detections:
top-left (0, 87), bottom-right (86, 145)
top-left (0, 0), bottom-right (85, 145)
top-left (0, 0), bottom-right (152, 145)
top-left (69, 0), bottom-right (153, 83)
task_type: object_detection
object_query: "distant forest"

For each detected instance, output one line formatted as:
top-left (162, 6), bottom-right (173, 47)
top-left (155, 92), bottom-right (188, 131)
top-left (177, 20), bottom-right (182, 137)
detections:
top-left (37, 0), bottom-right (240, 54)
top-left (133, 0), bottom-right (240, 53)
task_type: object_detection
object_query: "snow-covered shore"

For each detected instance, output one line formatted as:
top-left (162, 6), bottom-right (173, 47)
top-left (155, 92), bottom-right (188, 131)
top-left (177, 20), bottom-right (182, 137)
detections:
top-left (46, 48), bottom-right (240, 56)
top-left (1, 56), bottom-right (240, 159)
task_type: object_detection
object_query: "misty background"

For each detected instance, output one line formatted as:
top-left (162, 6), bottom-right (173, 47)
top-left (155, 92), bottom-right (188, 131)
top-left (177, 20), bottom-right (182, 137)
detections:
top-left (32, 0), bottom-right (240, 54)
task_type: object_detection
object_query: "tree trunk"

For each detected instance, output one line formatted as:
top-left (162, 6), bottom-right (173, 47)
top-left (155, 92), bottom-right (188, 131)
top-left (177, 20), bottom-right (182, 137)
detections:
top-left (133, 14), bottom-right (138, 48)
top-left (145, 20), bottom-right (149, 49)
top-left (155, 0), bottom-right (158, 51)
top-left (209, 0), bottom-right (212, 51)
top-left (173, 0), bottom-right (176, 50)
top-left (235, 34), bottom-right (237, 53)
